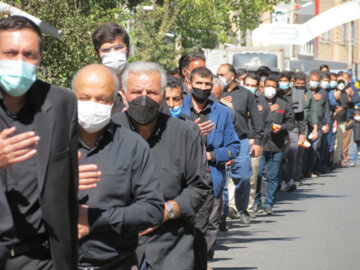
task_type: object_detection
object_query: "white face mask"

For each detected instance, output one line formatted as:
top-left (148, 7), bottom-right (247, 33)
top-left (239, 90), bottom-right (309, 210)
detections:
top-left (320, 81), bottom-right (329, 89)
top-left (337, 82), bottom-right (345, 91)
top-left (101, 51), bottom-right (127, 73)
top-left (309, 80), bottom-right (319, 89)
top-left (355, 116), bottom-right (360, 121)
top-left (264, 87), bottom-right (277, 99)
top-left (78, 101), bottom-right (113, 133)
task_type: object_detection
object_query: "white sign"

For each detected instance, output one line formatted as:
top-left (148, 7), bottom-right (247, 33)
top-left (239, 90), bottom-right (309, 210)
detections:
top-left (0, 2), bottom-right (61, 40)
top-left (252, 0), bottom-right (360, 45)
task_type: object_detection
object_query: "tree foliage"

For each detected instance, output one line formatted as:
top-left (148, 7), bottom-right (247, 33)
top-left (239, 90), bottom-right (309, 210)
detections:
top-left (7, 0), bottom-right (129, 88)
top-left (3, 0), bottom-right (284, 85)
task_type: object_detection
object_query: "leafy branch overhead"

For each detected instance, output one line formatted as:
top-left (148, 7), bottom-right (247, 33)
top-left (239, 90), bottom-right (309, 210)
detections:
top-left (6, 0), bottom-right (283, 87)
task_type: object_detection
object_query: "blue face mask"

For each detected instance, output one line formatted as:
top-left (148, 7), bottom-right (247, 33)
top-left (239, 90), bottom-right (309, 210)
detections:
top-left (170, 105), bottom-right (182, 118)
top-left (329, 81), bottom-right (338, 89)
top-left (245, 86), bottom-right (256, 94)
top-left (279, 82), bottom-right (289, 90)
top-left (0, 60), bottom-right (37, 97)
top-left (289, 81), bottom-right (294, 88)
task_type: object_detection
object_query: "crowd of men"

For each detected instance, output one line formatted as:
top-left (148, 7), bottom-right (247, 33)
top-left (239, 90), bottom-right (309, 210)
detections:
top-left (0, 15), bottom-right (359, 270)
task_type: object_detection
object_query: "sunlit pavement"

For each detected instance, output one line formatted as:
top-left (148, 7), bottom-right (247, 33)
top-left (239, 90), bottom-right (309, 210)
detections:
top-left (210, 162), bottom-right (360, 270)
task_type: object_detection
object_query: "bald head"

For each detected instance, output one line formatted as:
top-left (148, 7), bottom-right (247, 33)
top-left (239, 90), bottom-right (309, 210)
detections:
top-left (72, 64), bottom-right (119, 105)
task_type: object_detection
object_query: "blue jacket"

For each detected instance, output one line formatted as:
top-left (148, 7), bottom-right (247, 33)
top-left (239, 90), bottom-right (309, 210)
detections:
top-left (181, 95), bottom-right (240, 198)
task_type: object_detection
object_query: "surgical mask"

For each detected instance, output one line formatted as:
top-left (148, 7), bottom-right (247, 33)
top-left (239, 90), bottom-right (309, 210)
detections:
top-left (355, 115), bottom-right (360, 121)
top-left (220, 77), bottom-right (230, 89)
top-left (337, 82), bottom-right (345, 91)
top-left (127, 95), bottom-right (160, 125)
top-left (245, 86), bottom-right (256, 94)
top-left (78, 101), bottom-right (112, 133)
top-left (329, 81), bottom-right (338, 89)
top-left (192, 87), bottom-right (211, 103)
top-left (289, 82), bottom-right (294, 88)
top-left (101, 51), bottom-right (127, 73)
top-left (0, 60), bottom-right (37, 97)
top-left (278, 82), bottom-right (289, 90)
top-left (320, 81), bottom-right (329, 89)
top-left (169, 105), bottom-right (182, 118)
top-left (264, 87), bottom-right (277, 99)
top-left (309, 81), bottom-right (319, 89)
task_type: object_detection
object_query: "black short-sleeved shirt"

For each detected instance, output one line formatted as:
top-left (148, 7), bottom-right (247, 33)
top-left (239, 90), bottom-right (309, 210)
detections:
top-left (78, 121), bottom-right (163, 265)
top-left (0, 93), bottom-right (45, 244)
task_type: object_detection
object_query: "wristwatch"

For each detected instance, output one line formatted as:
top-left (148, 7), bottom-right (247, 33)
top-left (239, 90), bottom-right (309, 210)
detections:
top-left (166, 202), bottom-right (175, 219)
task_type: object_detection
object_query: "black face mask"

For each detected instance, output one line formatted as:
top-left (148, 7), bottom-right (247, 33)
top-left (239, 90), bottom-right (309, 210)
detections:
top-left (127, 95), bottom-right (160, 126)
top-left (295, 86), bottom-right (306, 90)
top-left (192, 87), bottom-right (211, 103)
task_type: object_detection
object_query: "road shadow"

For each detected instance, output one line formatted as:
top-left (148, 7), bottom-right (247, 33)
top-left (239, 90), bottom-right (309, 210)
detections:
top-left (213, 267), bottom-right (258, 270)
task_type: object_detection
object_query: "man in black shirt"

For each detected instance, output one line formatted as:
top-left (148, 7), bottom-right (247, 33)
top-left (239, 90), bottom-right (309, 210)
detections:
top-left (243, 73), bottom-right (272, 217)
top-left (217, 64), bottom-right (263, 222)
top-left (0, 16), bottom-right (78, 269)
top-left (113, 61), bottom-right (211, 270)
top-left (73, 64), bottom-right (164, 270)
top-left (254, 75), bottom-right (294, 215)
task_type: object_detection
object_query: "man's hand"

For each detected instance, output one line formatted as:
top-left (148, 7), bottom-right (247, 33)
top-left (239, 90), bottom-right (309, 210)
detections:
top-left (334, 105), bottom-right (343, 117)
top-left (314, 93), bottom-right (322, 101)
top-left (0, 127), bottom-right (39, 169)
top-left (139, 201), bottom-right (180, 236)
top-left (250, 144), bottom-right (261, 157)
top-left (334, 90), bottom-right (341, 101)
top-left (333, 120), bottom-right (338, 133)
top-left (323, 124), bottom-right (330, 134)
top-left (220, 96), bottom-right (232, 103)
top-left (78, 151), bottom-right (101, 190)
top-left (346, 87), bottom-right (354, 97)
top-left (206, 152), bottom-right (212, 161)
top-left (299, 134), bottom-right (306, 144)
top-left (257, 105), bottom-right (263, 112)
top-left (79, 164), bottom-right (101, 190)
top-left (78, 205), bottom-right (89, 239)
top-left (270, 104), bottom-right (279, 112)
top-left (225, 159), bottom-right (234, 166)
top-left (194, 118), bottom-right (214, 136)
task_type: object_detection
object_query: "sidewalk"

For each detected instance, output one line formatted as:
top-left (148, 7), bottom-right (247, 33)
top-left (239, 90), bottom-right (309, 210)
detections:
top-left (209, 166), bottom-right (360, 270)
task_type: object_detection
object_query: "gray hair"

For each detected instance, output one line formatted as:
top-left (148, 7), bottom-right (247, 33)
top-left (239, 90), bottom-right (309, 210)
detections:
top-left (121, 61), bottom-right (167, 94)
top-left (71, 65), bottom-right (120, 99)
top-left (212, 77), bottom-right (223, 91)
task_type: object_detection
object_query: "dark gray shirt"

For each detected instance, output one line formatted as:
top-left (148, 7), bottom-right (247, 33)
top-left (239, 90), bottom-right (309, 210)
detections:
top-left (223, 85), bottom-right (264, 144)
top-left (78, 122), bottom-right (164, 265)
top-left (112, 112), bottom-right (211, 270)
top-left (311, 88), bottom-right (331, 126)
top-left (0, 94), bottom-right (45, 244)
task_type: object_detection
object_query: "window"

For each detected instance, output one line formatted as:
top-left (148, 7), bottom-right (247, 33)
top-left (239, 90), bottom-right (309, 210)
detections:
top-left (327, 30), bottom-right (331, 44)
top-left (351, 21), bottom-right (355, 44)
top-left (342, 24), bottom-right (347, 44)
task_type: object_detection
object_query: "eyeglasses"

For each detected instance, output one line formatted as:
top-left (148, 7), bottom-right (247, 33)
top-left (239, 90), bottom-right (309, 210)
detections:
top-left (100, 45), bottom-right (127, 54)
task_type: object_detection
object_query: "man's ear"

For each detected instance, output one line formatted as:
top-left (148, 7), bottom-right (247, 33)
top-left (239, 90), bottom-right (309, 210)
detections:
top-left (120, 89), bottom-right (128, 109)
top-left (111, 98), bottom-right (118, 115)
top-left (230, 72), bottom-right (235, 81)
top-left (97, 52), bottom-right (102, 63)
top-left (182, 67), bottom-right (187, 78)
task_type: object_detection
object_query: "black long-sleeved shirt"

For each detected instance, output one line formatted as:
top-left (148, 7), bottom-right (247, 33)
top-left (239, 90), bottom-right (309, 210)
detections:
top-left (263, 95), bottom-right (295, 152)
top-left (78, 121), bottom-right (164, 265)
top-left (223, 85), bottom-right (264, 145)
top-left (113, 112), bottom-right (211, 270)
top-left (0, 93), bottom-right (46, 244)
top-left (248, 90), bottom-right (273, 146)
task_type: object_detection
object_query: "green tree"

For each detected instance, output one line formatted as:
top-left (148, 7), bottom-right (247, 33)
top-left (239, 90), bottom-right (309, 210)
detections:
top-left (131, 0), bottom-right (285, 70)
top-left (8, 0), bottom-right (129, 88)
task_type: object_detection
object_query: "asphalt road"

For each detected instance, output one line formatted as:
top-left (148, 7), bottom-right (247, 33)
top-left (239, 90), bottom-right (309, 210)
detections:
top-left (209, 165), bottom-right (360, 270)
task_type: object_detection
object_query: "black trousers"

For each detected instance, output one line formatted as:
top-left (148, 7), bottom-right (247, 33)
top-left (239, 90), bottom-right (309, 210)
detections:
top-left (4, 248), bottom-right (53, 270)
